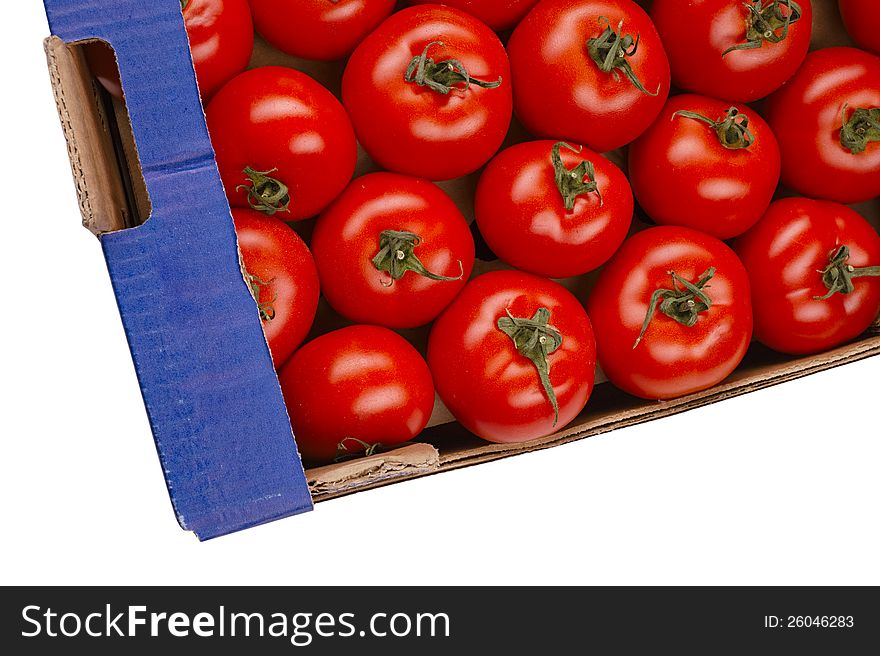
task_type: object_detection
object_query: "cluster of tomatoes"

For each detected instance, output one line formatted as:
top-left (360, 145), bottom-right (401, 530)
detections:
top-left (90, 0), bottom-right (880, 466)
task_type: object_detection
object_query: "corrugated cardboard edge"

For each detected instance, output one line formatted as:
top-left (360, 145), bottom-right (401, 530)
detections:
top-left (308, 444), bottom-right (441, 497)
top-left (45, 36), bottom-right (95, 230)
top-left (309, 335), bottom-right (880, 501)
top-left (44, 37), bottom-right (130, 235)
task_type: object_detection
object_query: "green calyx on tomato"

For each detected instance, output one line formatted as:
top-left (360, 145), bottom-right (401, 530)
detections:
top-left (180, 0), bottom-right (189, 11)
top-left (237, 167), bottom-right (291, 216)
top-left (672, 107), bottom-right (756, 150)
top-left (334, 437), bottom-right (382, 462)
top-left (586, 17), bottom-right (659, 96)
top-left (634, 268), bottom-right (716, 349)
top-left (496, 307), bottom-right (563, 424)
top-left (334, 436), bottom-right (418, 463)
top-left (551, 142), bottom-right (602, 211)
top-left (722, 0), bottom-right (803, 56)
top-left (244, 269), bottom-right (277, 322)
top-left (840, 106), bottom-right (880, 155)
top-left (813, 245), bottom-right (880, 300)
top-left (404, 41), bottom-right (503, 96)
top-left (372, 229), bottom-right (464, 287)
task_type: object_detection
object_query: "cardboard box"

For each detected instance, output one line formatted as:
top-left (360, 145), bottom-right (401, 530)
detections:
top-left (43, 0), bottom-right (880, 539)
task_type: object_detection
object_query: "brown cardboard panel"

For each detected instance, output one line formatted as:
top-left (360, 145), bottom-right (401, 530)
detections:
top-left (309, 334), bottom-right (880, 501)
top-left (437, 334), bottom-right (880, 461)
top-left (308, 443), bottom-right (440, 497)
top-left (109, 97), bottom-right (152, 226)
top-left (44, 37), bottom-right (134, 234)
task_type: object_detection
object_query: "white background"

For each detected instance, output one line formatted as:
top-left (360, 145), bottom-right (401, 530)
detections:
top-left (2, 2), bottom-right (878, 586)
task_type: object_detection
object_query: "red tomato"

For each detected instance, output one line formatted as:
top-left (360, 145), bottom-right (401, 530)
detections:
top-left (763, 47), bottom-right (880, 205)
top-left (85, 0), bottom-right (253, 101)
top-left (839, 0), bottom-right (880, 55)
top-left (206, 66), bottom-right (357, 221)
top-left (342, 5), bottom-right (512, 181)
top-left (278, 325), bottom-right (435, 464)
top-left (651, 0), bottom-right (812, 102)
top-left (586, 227), bottom-right (753, 400)
top-left (405, 0), bottom-right (540, 31)
top-left (250, 0), bottom-right (395, 61)
top-left (629, 94), bottom-right (781, 240)
top-left (475, 140), bottom-right (633, 278)
top-left (508, 0), bottom-right (670, 153)
top-left (84, 41), bottom-right (125, 99)
top-left (734, 198), bottom-right (880, 355)
top-left (428, 270), bottom-right (596, 443)
top-left (232, 208), bottom-right (320, 367)
top-left (312, 173), bottom-right (475, 328)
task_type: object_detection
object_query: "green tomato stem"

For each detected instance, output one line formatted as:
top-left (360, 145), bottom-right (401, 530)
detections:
top-left (586, 16), bottom-right (659, 96)
top-left (840, 105), bottom-right (880, 155)
top-left (334, 437), bottom-right (417, 463)
top-left (813, 245), bottom-right (880, 300)
top-left (497, 307), bottom-right (563, 425)
top-left (404, 41), bottom-right (502, 95)
top-left (335, 437), bottom-right (381, 462)
top-left (634, 268), bottom-right (716, 349)
top-left (236, 167), bottom-right (291, 217)
top-left (551, 142), bottom-right (603, 211)
top-left (243, 268), bottom-right (276, 322)
top-left (372, 229), bottom-right (464, 286)
top-left (673, 107), bottom-right (756, 150)
top-left (722, 1), bottom-right (803, 56)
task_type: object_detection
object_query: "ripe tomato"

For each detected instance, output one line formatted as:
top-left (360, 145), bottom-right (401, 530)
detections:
top-left (84, 41), bottom-right (125, 99)
top-left (586, 227), bottom-right (753, 400)
top-left (206, 66), bottom-right (357, 221)
top-left (734, 198), bottom-right (880, 355)
top-left (839, 0), bottom-right (880, 55)
top-left (405, 0), bottom-right (540, 31)
top-left (85, 0), bottom-right (253, 101)
top-left (249, 0), bottom-right (395, 61)
top-left (278, 325), bottom-right (435, 464)
top-left (428, 270), bottom-right (596, 443)
top-left (763, 47), bottom-right (880, 205)
top-left (312, 173), bottom-right (475, 328)
top-left (342, 5), bottom-right (512, 181)
top-left (475, 140), bottom-right (633, 278)
top-left (508, 0), bottom-right (670, 153)
top-left (651, 0), bottom-right (812, 102)
top-left (629, 94), bottom-right (781, 240)
top-left (232, 208), bottom-right (320, 367)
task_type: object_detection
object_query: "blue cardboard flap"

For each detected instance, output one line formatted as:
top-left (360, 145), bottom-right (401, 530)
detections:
top-left (43, 0), bottom-right (313, 539)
